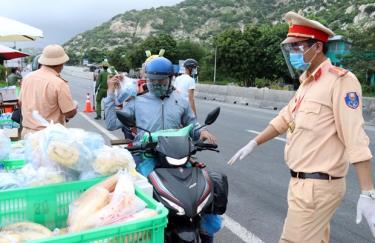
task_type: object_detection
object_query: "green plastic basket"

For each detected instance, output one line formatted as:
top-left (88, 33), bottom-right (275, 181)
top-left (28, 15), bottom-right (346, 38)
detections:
top-left (1, 141), bottom-right (25, 170)
top-left (1, 158), bottom-right (25, 170)
top-left (0, 119), bottom-right (12, 124)
top-left (0, 177), bottom-right (168, 243)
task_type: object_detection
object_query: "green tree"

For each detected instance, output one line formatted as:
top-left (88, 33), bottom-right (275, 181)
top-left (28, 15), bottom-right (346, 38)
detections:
top-left (176, 40), bottom-right (207, 62)
top-left (213, 23), bottom-right (292, 87)
top-left (214, 27), bottom-right (254, 86)
top-left (126, 34), bottom-right (178, 69)
top-left (257, 24), bottom-right (291, 83)
top-left (86, 48), bottom-right (108, 64)
top-left (66, 50), bottom-right (81, 65)
top-left (108, 46), bottom-right (128, 72)
top-left (341, 26), bottom-right (375, 84)
top-left (214, 25), bottom-right (269, 86)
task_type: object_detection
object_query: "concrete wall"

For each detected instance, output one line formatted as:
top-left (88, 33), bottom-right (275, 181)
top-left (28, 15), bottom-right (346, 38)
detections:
top-left (195, 84), bottom-right (294, 111)
top-left (196, 84), bottom-right (375, 125)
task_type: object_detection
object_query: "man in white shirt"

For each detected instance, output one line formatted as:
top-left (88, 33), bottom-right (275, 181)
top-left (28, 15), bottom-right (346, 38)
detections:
top-left (174, 59), bottom-right (198, 115)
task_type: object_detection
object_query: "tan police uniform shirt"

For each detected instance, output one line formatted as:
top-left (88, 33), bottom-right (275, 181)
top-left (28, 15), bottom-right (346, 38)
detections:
top-left (20, 66), bottom-right (76, 131)
top-left (270, 59), bottom-right (372, 177)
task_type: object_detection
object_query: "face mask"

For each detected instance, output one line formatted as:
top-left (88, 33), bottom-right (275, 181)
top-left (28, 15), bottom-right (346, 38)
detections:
top-left (289, 52), bottom-right (310, 71)
top-left (147, 82), bottom-right (169, 98)
top-left (288, 44), bottom-right (317, 71)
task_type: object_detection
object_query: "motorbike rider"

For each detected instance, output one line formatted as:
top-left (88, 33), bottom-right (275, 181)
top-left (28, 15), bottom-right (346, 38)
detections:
top-left (104, 56), bottom-right (219, 242)
top-left (104, 56), bottom-right (216, 172)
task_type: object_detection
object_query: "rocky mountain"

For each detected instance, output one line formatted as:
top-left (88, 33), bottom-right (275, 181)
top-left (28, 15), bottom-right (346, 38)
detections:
top-left (64, 0), bottom-right (375, 54)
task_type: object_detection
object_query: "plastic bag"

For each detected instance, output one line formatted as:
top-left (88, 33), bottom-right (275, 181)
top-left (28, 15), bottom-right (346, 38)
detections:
top-left (6, 141), bottom-right (25, 161)
top-left (43, 124), bottom-right (94, 172)
top-left (79, 170), bottom-right (102, 180)
top-left (93, 146), bottom-right (136, 176)
top-left (0, 172), bottom-right (22, 190)
top-left (0, 130), bottom-right (11, 161)
top-left (28, 112), bottom-right (92, 171)
top-left (200, 214), bottom-right (223, 236)
top-left (24, 129), bottom-right (58, 171)
top-left (18, 164), bottom-right (65, 187)
top-left (25, 114), bottom-right (104, 173)
top-left (69, 128), bottom-right (105, 151)
top-left (68, 175), bottom-right (117, 231)
top-left (109, 208), bottom-right (157, 225)
top-left (83, 170), bottom-right (146, 228)
top-left (23, 113), bottom-right (54, 168)
top-left (116, 77), bottom-right (138, 104)
top-left (68, 170), bottom-right (146, 232)
top-left (0, 112), bottom-right (19, 129)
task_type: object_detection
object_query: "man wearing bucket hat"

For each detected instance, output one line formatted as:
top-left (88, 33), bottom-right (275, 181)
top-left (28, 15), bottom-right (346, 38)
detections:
top-left (20, 44), bottom-right (77, 136)
top-left (94, 59), bottom-right (110, 119)
top-left (228, 12), bottom-right (375, 242)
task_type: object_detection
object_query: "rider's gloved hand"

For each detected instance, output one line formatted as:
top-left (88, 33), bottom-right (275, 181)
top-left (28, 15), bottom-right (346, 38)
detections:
top-left (227, 139), bottom-right (257, 165)
top-left (356, 192), bottom-right (375, 237)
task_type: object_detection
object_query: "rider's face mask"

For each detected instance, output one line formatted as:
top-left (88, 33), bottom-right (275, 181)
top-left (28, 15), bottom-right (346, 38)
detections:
top-left (146, 78), bottom-right (170, 98)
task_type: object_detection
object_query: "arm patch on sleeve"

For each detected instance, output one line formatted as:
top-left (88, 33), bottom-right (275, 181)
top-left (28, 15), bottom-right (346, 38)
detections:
top-left (345, 92), bottom-right (359, 109)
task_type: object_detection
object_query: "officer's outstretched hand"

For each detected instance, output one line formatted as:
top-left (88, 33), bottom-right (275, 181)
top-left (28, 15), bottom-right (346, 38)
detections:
top-left (227, 139), bottom-right (258, 165)
top-left (356, 195), bottom-right (375, 237)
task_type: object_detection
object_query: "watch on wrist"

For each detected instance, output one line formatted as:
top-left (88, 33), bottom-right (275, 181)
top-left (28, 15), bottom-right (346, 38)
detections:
top-left (361, 189), bottom-right (375, 199)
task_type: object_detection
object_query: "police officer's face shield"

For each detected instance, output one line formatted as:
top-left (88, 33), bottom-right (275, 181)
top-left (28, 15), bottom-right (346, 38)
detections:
top-left (146, 74), bottom-right (172, 98)
top-left (280, 38), bottom-right (318, 80)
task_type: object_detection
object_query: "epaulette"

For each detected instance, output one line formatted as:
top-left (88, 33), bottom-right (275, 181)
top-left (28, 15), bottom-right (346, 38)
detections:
top-left (329, 66), bottom-right (348, 77)
top-left (57, 75), bottom-right (68, 83)
top-left (61, 78), bottom-right (69, 83)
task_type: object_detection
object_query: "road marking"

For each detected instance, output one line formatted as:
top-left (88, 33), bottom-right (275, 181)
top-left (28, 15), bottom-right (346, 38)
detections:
top-left (223, 215), bottom-right (265, 243)
top-left (79, 112), bottom-right (265, 243)
top-left (247, 129), bottom-right (286, 142)
top-left (78, 112), bottom-right (119, 140)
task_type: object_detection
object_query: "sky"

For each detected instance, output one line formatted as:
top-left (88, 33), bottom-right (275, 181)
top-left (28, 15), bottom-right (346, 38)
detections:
top-left (1, 0), bottom-right (183, 50)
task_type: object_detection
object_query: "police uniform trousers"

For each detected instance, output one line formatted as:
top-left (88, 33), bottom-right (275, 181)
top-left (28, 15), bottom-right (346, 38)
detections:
top-left (279, 177), bottom-right (346, 243)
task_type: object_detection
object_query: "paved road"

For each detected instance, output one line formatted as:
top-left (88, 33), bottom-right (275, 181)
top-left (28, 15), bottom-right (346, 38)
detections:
top-left (62, 67), bottom-right (375, 243)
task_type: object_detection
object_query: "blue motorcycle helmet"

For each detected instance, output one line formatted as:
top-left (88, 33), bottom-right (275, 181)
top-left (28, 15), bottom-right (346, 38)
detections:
top-left (145, 57), bottom-right (173, 99)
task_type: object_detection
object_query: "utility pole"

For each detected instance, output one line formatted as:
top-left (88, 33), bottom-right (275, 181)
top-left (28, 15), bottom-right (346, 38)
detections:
top-left (213, 46), bottom-right (217, 84)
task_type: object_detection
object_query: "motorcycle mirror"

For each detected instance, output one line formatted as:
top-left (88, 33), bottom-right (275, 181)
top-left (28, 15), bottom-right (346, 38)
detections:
top-left (204, 107), bottom-right (220, 125)
top-left (116, 110), bottom-right (136, 127)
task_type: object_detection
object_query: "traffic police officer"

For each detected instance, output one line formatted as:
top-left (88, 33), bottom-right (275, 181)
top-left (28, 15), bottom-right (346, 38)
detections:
top-left (228, 11), bottom-right (375, 242)
top-left (20, 44), bottom-right (77, 136)
top-left (94, 60), bottom-right (109, 119)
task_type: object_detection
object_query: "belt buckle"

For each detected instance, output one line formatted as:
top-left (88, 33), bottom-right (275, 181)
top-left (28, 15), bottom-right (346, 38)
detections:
top-left (297, 172), bottom-right (305, 179)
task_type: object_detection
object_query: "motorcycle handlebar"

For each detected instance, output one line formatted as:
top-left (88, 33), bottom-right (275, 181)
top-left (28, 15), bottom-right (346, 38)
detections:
top-left (126, 144), bottom-right (144, 152)
top-left (126, 142), bottom-right (218, 154)
top-left (127, 142), bottom-right (157, 152)
top-left (195, 142), bottom-right (218, 149)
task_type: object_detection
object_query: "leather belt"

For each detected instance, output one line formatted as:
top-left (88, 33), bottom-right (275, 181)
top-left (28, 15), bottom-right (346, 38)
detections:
top-left (290, 170), bottom-right (342, 180)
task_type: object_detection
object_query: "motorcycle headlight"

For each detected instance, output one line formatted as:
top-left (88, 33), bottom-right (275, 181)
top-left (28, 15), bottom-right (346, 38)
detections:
top-left (165, 156), bottom-right (188, 166)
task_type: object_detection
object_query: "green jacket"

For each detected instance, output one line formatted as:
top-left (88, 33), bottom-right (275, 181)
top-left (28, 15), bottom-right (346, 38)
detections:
top-left (95, 70), bottom-right (108, 92)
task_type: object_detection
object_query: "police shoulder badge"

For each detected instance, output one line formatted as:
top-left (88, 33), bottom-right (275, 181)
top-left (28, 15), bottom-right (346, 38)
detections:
top-left (345, 92), bottom-right (359, 109)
